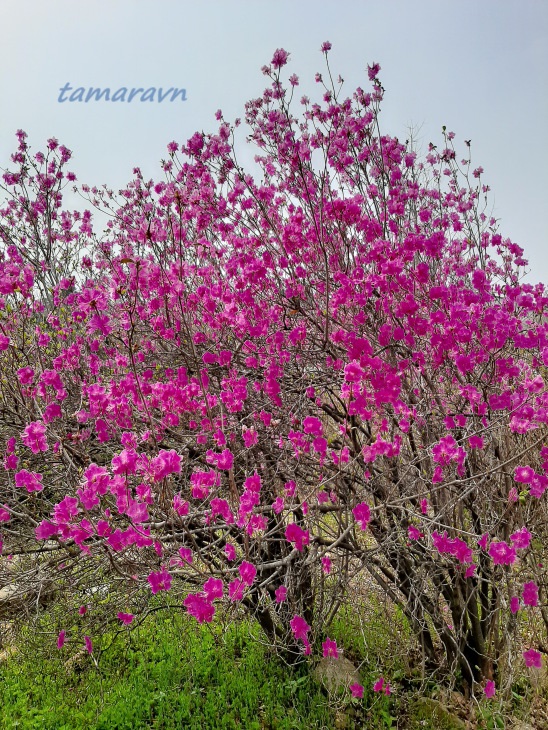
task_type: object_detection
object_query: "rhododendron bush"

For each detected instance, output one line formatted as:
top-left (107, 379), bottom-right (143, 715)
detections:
top-left (1, 45), bottom-right (547, 693)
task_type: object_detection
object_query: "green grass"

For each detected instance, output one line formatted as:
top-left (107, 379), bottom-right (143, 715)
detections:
top-left (0, 612), bottom-right (339, 730)
top-left (1, 596), bottom-right (540, 729)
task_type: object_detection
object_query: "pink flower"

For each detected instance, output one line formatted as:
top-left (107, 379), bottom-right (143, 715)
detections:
top-left (522, 581), bottom-right (539, 607)
top-left (432, 466), bottom-right (443, 484)
top-left (408, 525), bottom-right (423, 541)
top-left (373, 676), bottom-right (391, 694)
top-left (510, 527), bottom-right (531, 550)
top-left (53, 496), bottom-right (79, 524)
top-left (15, 469), bottom-right (43, 492)
top-left (468, 435), bottom-right (484, 449)
top-left (510, 596), bottom-right (520, 614)
top-left (224, 543), bottom-right (236, 561)
top-left (184, 593), bottom-right (215, 623)
top-left (290, 615), bottom-right (310, 640)
top-left (478, 533), bottom-right (489, 551)
top-left (239, 561), bottom-right (257, 587)
top-left (57, 630), bottom-right (66, 649)
top-left (352, 502), bottom-right (371, 530)
top-left (244, 472), bottom-right (262, 492)
top-left (290, 614), bottom-right (311, 653)
top-left (523, 648), bottom-right (542, 668)
top-left (147, 568), bottom-right (172, 594)
top-left (484, 680), bottom-right (495, 699)
top-left (285, 523), bottom-right (309, 552)
top-left (320, 41), bottom-right (332, 53)
top-left (150, 449), bottom-right (181, 481)
top-left (216, 448), bottom-right (234, 470)
top-left (514, 465), bottom-right (534, 484)
top-left (35, 520), bottom-right (58, 540)
top-left (322, 638), bottom-right (338, 658)
top-left (84, 636), bottom-right (93, 654)
top-left (78, 605), bottom-right (87, 616)
top-left (210, 498), bottom-right (234, 524)
top-left (420, 499), bottom-right (429, 515)
top-left (275, 585), bottom-right (287, 603)
top-left (350, 683), bottom-right (364, 699)
top-left (117, 613), bottom-right (134, 625)
top-left (242, 427), bottom-right (258, 448)
top-left (203, 577), bottom-right (224, 601)
top-left (126, 500), bottom-right (149, 523)
top-left (173, 494), bottom-right (189, 516)
top-left (322, 556), bottom-right (332, 574)
top-left (17, 367), bottom-right (34, 384)
top-left (284, 480), bottom-right (296, 497)
top-left (272, 497), bottom-right (284, 514)
top-left (228, 579), bottom-right (245, 602)
top-left (21, 421), bottom-right (48, 453)
top-left (367, 63), bottom-right (381, 80)
top-left (432, 531), bottom-right (473, 564)
top-left (4, 453), bottom-right (18, 470)
top-left (303, 416), bottom-right (323, 437)
top-left (271, 48), bottom-right (289, 69)
top-left (489, 541), bottom-right (516, 566)
top-left (178, 547), bottom-right (193, 564)
top-left (111, 448), bottom-right (138, 475)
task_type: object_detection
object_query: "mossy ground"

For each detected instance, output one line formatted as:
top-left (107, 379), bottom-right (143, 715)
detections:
top-left (0, 599), bottom-right (544, 729)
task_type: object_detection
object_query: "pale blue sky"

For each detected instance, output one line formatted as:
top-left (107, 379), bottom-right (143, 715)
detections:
top-left (1, 1), bottom-right (547, 282)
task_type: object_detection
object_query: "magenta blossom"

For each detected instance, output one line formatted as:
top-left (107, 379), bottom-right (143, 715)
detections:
top-left (523, 649), bottom-right (542, 668)
top-left (15, 469), bottom-right (43, 493)
top-left (184, 592), bottom-right (215, 623)
top-left (203, 577), bottom-right (224, 601)
top-left (117, 613), bottom-right (134, 625)
top-left (21, 421), bottom-right (48, 453)
top-left (147, 568), bottom-right (172, 594)
top-left (514, 465), bottom-right (534, 484)
top-left (224, 543), bottom-right (236, 561)
top-left (367, 63), bottom-right (381, 80)
top-left (522, 581), bottom-right (539, 607)
top-left (352, 502), bottom-right (371, 531)
top-left (373, 676), bottom-right (391, 695)
top-left (285, 522), bottom-right (310, 552)
top-left (271, 48), bottom-right (289, 69)
top-left (322, 637), bottom-right (339, 659)
top-left (57, 630), bottom-right (66, 649)
top-left (510, 527), bottom-right (532, 550)
top-left (290, 614), bottom-right (311, 654)
top-left (239, 561), bottom-right (257, 587)
top-left (408, 525), bottom-right (423, 541)
top-left (228, 579), bottom-right (245, 602)
top-left (489, 541), bottom-right (516, 566)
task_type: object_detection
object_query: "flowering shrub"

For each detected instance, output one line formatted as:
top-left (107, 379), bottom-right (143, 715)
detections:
top-left (1, 44), bottom-right (548, 694)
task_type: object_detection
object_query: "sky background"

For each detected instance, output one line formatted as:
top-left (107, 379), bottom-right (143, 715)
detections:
top-left (1, 1), bottom-right (547, 282)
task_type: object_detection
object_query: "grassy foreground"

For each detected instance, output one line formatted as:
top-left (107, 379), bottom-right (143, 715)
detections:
top-left (0, 602), bottom-right (541, 729)
top-left (0, 608), bottom-right (392, 730)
